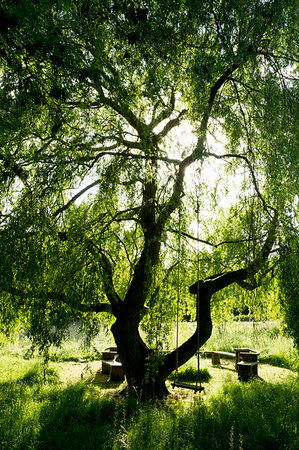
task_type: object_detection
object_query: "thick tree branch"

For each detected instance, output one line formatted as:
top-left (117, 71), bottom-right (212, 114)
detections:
top-left (190, 209), bottom-right (278, 296)
top-left (88, 150), bottom-right (180, 165)
top-left (96, 85), bottom-right (145, 136)
top-left (87, 243), bottom-right (122, 314)
top-left (150, 88), bottom-right (176, 128)
top-left (158, 61), bottom-right (242, 228)
top-left (154, 108), bottom-right (187, 142)
top-left (163, 209), bottom-right (278, 376)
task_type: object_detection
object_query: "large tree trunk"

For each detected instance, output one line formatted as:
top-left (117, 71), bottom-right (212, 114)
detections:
top-left (111, 283), bottom-right (213, 399)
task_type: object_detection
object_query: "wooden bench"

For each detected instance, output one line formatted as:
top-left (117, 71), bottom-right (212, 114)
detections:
top-left (200, 350), bottom-right (235, 365)
top-left (234, 348), bottom-right (260, 381)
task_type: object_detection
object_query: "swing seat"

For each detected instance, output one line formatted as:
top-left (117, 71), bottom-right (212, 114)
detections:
top-left (171, 381), bottom-right (204, 392)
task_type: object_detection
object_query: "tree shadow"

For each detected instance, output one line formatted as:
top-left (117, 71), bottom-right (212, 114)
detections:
top-left (89, 369), bottom-right (126, 391)
top-left (36, 383), bottom-right (119, 449)
top-left (0, 363), bottom-right (129, 449)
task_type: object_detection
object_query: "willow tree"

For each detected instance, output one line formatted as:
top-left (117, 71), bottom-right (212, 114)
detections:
top-left (0, 0), bottom-right (297, 397)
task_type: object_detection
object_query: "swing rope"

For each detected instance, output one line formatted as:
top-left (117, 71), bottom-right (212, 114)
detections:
top-left (195, 184), bottom-right (202, 391)
top-left (172, 163), bottom-right (204, 393)
top-left (174, 204), bottom-right (181, 384)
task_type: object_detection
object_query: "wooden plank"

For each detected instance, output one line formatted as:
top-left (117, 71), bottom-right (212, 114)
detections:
top-left (102, 360), bottom-right (124, 381)
top-left (240, 352), bottom-right (258, 362)
top-left (102, 351), bottom-right (118, 360)
top-left (171, 382), bottom-right (204, 392)
top-left (212, 353), bottom-right (221, 364)
top-left (212, 351), bottom-right (235, 357)
top-left (200, 351), bottom-right (235, 357)
top-left (109, 364), bottom-right (125, 381)
top-left (237, 361), bottom-right (258, 367)
top-left (237, 361), bottom-right (258, 380)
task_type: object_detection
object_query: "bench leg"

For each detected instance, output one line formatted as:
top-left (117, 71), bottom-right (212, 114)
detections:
top-left (237, 363), bottom-right (258, 381)
top-left (109, 365), bottom-right (125, 381)
top-left (212, 353), bottom-right (221, 364)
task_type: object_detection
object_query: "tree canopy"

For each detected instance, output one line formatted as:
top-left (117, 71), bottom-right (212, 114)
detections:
top-left (0, 0), bottom-right (298, 396)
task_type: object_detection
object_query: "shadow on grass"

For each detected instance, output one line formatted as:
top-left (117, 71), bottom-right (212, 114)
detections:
top-left (36, 384), bottom-right (118, 449)
top-left (0, 377), bottom-right (129, 449)
top-left (91, 370), bottom-right (125, 390)
top-left (208, 363), bottom-right (236, 373)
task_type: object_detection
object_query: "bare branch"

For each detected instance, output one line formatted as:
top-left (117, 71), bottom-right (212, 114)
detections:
top-left (89, 150), bottom-right (181, 165)
top-left (0, 282), bottom-right (111, 313)
top-left (190, 209), bottom-right (279, 295)
top-left (95, 84), bottom-right (145, 135)
top-left (157, 58), bottom-right (245, 229)
top-left (84, 244), bottom-right (122, 316)
top-left (150, 87), bottom-right (176, 128)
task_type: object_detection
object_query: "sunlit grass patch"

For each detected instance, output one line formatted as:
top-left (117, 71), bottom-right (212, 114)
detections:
top-left (168, 366), bottom-right (211, 383)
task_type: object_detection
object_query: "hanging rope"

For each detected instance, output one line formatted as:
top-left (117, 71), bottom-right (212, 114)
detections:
top-left (172, 163), bottom-right (204, 393)
top-left (195, 162), bottom-right (203, 390)
top-left (174, 204), bottom-right (182, 383)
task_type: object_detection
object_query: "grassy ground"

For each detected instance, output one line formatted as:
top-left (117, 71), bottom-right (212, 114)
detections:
top-left (0, 321), bottom-right (298, 449)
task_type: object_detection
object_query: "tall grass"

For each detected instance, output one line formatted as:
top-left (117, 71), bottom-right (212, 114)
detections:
top-left (124, 378), bottom-right (298, 450)
top-left (0, 324), bottom-right (114, 365)
top-left (0, 374), bottom-right (297, 449)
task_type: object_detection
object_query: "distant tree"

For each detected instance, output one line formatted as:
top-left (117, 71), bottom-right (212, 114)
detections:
top-left (0, 0), bottom-right (297, 398)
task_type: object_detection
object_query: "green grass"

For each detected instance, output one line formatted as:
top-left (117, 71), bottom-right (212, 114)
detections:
top-left (124, 379), bottom-right (298, 450)
top-left (0, 321), bottom-right (298, 449)
top-left (0, 375), bottom-right (297, 449)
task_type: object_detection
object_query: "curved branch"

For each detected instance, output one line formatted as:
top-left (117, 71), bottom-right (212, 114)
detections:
top-left (53, 179), bottom-right (101, 217)
top-left (168, 227), bottom-right (265, 248)
top-left (87, 243), bottom-right (122, 314)
top-left (190, 209), bottom-right (279, 296)
top-left (207, 151), bottom-right (275, 216)
top-left (158, 61), bottom-right (242, 228)
top-left (89, 150), bottom-right (180, 165)
top-left (163, 209), bottom-right (278, 376)
top-left (150, 88), bottom-right (176, 128)
top-left (163, 288), bottom-right (212, 375)
top-left (155, 109), bottom-right (187, 142)
top-left (96, 85), bottom-right (145, 135)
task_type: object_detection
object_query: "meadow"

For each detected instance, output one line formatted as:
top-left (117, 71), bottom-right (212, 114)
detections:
top-left (0, 321), bottom-right (298, 449)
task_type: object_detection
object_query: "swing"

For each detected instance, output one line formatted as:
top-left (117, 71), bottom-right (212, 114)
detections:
top-left (171, 180), bottom-right (204, 393)
top-left (171, 381), bottom-right (204, 392)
